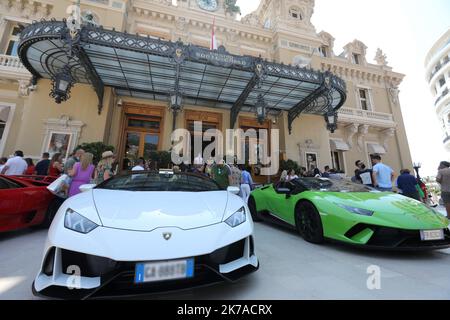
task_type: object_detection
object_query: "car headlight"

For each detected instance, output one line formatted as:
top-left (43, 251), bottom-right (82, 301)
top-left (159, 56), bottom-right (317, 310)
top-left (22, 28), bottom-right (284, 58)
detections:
top-left (64, 209), bottom-right (98, 234)
top-left (336, 204), bottom-right (374, 217)
top-left (225, 207), bottom-right (247, 227)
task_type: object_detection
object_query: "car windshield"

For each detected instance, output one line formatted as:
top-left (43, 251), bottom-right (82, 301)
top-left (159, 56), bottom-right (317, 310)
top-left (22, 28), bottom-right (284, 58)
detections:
top-left (293, 178), bottom-right (373, 193)
top-left (96, 172), bottom-right (222, 192)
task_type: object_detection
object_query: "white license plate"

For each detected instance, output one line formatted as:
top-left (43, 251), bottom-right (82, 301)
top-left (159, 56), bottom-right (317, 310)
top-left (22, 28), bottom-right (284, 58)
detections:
top-left (420, 230), bottom-right (444, 241)
top-left (135, 259), bottom-right (194, 284)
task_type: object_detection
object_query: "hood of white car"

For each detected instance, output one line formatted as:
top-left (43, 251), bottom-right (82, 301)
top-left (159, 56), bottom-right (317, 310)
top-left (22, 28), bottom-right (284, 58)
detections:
top-left (92, 190), bottom-right (229, 231)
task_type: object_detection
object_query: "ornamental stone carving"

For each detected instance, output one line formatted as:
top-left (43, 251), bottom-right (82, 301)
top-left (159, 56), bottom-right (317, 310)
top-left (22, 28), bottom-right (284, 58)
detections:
top-left (0, 0), bottom-right (53, 20)
top-left (380, 127), bottom-right (396, 152)
top-left (175, 17), bottom-right (188, 32)
top-left (241, 13), bottom-right (260, 27)
top-left (18, 79), bottom-right (30, 97)
top-left (375, 48), bottom-right (388, 66)
top-left (345, 123), bottom-right (359, 148)
top-left (357, 124), bottom-right (370, 152)
top-left (388, 81), bottom-right (400, 106)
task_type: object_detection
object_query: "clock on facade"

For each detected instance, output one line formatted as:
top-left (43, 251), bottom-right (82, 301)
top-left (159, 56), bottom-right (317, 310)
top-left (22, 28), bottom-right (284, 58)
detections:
top-left (197, 0), bottom-right (219, 11)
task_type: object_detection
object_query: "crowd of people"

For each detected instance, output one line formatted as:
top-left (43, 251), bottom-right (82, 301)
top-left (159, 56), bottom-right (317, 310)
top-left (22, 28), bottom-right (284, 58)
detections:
top-left (0, 149), bottom-right (449, 219)
top-left (0, 149), bottom-right (118, 198)
top-left (129, 156), bottom-right (255, 202)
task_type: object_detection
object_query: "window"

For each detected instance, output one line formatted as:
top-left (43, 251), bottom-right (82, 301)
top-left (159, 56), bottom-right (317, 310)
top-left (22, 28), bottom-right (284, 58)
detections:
top-left (319, 46), bottom-right (329, 58)
top-left (289, 7), bottom-right (303, 20)
top-left (352, 53), bottom-right (361, 65)
top-left (359, 89), bottom-right (371, 111)
top-left (0, 120), bottom-right (5, 141)
top-left (331, 151), bottom-right (343, 172)
top-left (439, 77), bottom-right (446, 88)
top-left (5, 25), bottom-right (22, 56)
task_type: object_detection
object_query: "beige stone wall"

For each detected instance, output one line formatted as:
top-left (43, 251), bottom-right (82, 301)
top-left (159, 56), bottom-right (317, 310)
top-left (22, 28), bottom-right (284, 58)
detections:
top-left (9, 80), bottom-right (113, 158)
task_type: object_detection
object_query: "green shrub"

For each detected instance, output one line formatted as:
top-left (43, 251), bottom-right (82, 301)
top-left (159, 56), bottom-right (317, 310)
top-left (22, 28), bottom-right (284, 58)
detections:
top-left (75, 142), bottom-right (115, 165)
top-left (280, 159), bottom-right (300, 174)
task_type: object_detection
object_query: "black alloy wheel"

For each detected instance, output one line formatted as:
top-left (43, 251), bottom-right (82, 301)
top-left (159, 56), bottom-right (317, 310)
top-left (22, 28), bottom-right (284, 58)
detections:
top-left (295, 201), bottom-right (324, 244)
top-left (248, 196), bottom-right (262, 222)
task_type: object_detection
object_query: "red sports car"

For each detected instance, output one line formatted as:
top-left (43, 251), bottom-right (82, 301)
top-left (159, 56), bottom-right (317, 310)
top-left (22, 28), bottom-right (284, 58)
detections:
top-left (0, 175), bottom-right (63, 233)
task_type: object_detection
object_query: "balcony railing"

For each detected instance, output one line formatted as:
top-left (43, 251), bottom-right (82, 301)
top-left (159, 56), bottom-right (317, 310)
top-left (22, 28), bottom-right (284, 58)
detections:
top-left (0, 54), bottom-right (31, 80)
top-left (436, 88), bottom-right (449, 106)
top-left (444, 135), bottom-right (450, 145)
top-left (0, 55), bottom-right (24, 69)
top-left (338, 107), bottom-right (394, 124)
top-left (429, 57), bottom-right (450, 82)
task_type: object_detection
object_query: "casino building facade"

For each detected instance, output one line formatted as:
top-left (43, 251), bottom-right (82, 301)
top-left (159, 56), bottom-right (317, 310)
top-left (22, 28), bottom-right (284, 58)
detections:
top-left (0, 0), bottom-right (412, 178)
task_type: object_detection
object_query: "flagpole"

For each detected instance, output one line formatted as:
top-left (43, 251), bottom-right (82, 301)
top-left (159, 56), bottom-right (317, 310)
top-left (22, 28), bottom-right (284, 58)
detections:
top-left (211, 17), bottom-right (216, 50)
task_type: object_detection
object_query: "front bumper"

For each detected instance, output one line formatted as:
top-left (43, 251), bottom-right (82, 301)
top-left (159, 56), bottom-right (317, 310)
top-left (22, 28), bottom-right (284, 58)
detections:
top-left (33, 236), bottom-right (258, 299)
top-left (341, 224), bottom-right (450, 251)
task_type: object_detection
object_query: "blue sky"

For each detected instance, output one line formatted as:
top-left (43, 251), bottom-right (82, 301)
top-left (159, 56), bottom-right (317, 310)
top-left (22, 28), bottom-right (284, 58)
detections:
top-left (238, 0), bottom-right (450, 176)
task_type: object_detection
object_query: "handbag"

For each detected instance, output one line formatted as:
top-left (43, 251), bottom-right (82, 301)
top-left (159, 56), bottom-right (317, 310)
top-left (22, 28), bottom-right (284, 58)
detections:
top-left (47, 174), bottom-right (70, 198)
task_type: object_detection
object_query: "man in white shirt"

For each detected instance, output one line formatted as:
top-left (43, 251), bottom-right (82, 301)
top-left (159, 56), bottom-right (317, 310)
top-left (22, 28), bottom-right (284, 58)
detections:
top-left (132, 158), bottom-right (146, 172)
top-left (1, 150), bottom-right (28, 176)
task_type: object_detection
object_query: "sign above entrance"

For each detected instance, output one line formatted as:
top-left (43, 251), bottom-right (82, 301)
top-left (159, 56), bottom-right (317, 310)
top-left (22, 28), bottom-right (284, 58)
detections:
top-left (190, 46), bottom-right (253, 69)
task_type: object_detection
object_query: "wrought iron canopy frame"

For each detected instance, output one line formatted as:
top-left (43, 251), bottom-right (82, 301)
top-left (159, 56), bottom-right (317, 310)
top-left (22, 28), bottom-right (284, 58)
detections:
top-left (18, 20), bottom-right (346, 132)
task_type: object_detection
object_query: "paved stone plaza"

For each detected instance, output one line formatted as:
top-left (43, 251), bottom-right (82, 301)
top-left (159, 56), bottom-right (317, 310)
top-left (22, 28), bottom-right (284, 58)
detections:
top-left (1, 222), bottom-right (449, 300)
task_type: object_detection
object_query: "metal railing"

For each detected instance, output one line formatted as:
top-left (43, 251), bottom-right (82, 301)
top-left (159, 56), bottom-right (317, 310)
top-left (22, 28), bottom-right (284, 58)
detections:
top-left (436, 88), bottom-right (449, 106)
top-left (443, 135), bottom-right (450, 144)
top-left (429, 57), bottom-right (450, 82)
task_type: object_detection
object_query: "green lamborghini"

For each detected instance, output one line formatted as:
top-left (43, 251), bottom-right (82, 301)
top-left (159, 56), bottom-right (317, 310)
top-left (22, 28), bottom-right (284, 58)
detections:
top-left (248, 178), bottom-right (450, 250)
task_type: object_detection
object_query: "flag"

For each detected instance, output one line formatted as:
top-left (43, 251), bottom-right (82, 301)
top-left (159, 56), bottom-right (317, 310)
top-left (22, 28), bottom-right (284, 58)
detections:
top-left (210, 17), bottom-right (217, 50)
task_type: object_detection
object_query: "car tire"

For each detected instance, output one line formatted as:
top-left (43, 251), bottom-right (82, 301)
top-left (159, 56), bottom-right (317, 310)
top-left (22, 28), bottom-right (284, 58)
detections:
top-left (41, 197), bottom-right (64, 228)
top-left (248, 196), bottom-right (262, 222)
top-left (295, 201), bottom-right (324, 244)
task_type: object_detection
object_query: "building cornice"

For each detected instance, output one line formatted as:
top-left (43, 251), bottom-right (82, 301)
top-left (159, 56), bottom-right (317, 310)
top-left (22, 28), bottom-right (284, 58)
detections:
top-left (318, 57), bottom-right (404, 86)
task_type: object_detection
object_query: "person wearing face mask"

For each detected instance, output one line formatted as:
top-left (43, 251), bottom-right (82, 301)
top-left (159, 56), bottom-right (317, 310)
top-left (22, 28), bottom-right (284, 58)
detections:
top-left (64, 148), bottom-right (85, 174)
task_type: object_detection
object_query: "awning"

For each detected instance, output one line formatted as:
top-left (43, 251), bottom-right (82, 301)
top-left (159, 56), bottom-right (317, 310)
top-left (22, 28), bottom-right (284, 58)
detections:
top-left (18, 20), bottom-right (346, 132)
top-left (367, 143), bottom-right (386, 155)
top-left (0, 106), bottom-right (10, 122)
top-left (330, 138), bottom-right (350, 151)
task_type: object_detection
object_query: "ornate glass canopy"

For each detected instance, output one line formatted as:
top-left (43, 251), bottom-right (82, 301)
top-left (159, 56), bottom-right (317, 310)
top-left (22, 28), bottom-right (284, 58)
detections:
top-left (18, 20), bottom-right (346, 133)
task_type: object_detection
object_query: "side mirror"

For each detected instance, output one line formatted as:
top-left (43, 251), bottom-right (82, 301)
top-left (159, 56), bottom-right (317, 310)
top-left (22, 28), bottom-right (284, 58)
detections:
top-left (79, 184), bottom-right (96, 193)
top-left (227, 186), bottom-right (240, 195)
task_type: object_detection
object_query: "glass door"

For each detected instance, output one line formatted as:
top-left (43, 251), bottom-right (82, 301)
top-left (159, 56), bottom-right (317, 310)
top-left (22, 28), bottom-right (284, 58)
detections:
top-left (239, 117), bottom-right (272, 184)
top-left (122, 115), bottom-right (161, 171)
top-left (187, 121), bottom-right (218, 164)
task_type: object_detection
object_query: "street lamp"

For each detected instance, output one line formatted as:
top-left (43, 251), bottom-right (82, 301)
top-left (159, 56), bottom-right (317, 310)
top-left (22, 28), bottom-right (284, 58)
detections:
top-left (255, 94), bottom-right (267, 124)
top-left (325, 109), bottom-right (338, 133)
top-left (50, 67), bottom-right (74, 104)
top-left (169, 91), bottom-right (183, 131)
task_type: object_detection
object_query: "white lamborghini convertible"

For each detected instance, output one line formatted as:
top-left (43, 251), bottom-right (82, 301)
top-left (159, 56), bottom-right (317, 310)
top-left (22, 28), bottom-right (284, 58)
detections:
top-left (32, 171), bottom-right (259, 299)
